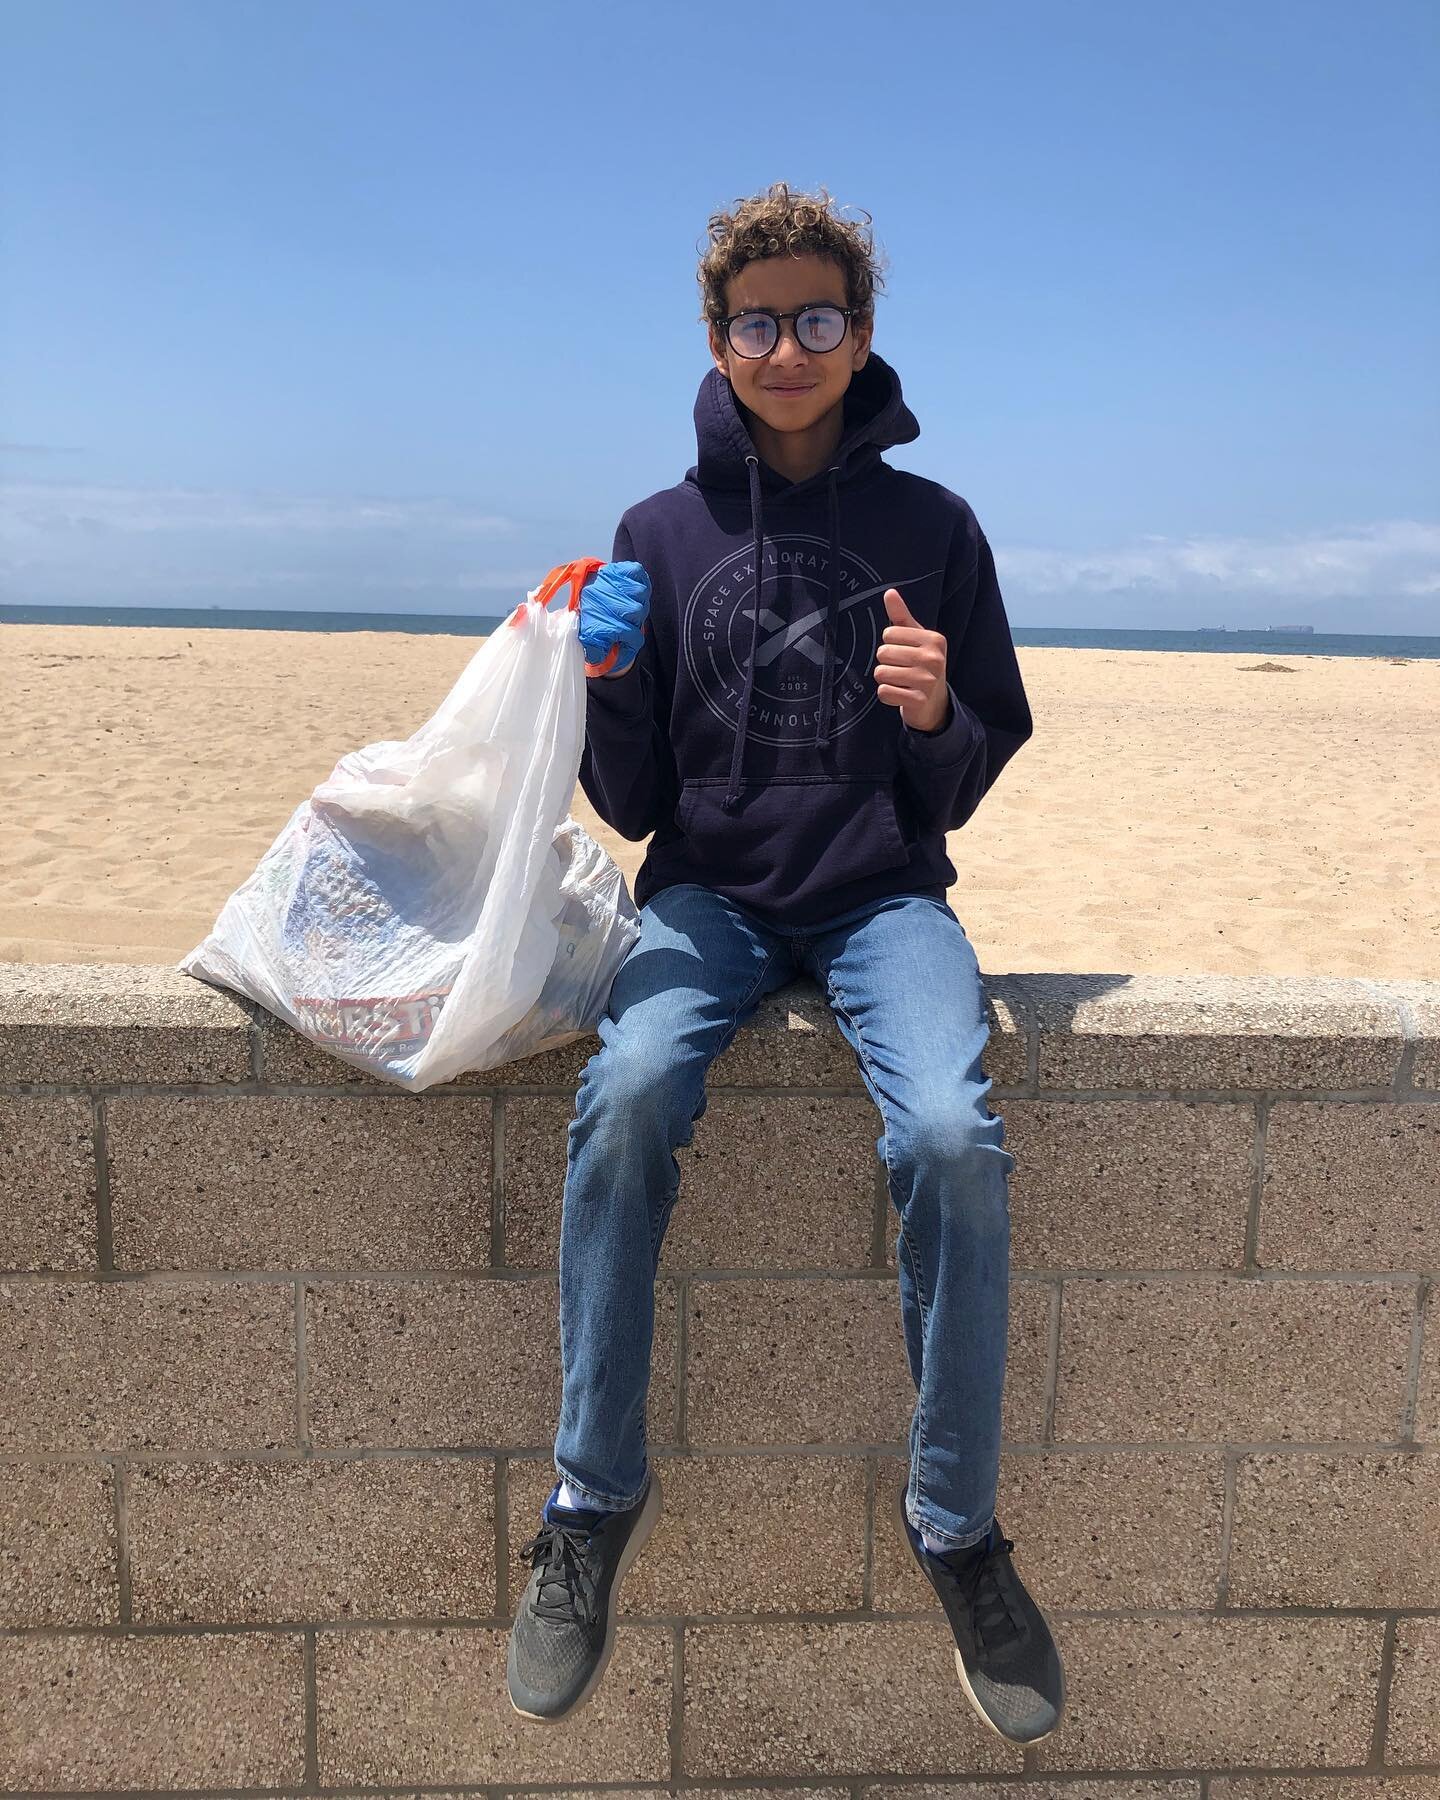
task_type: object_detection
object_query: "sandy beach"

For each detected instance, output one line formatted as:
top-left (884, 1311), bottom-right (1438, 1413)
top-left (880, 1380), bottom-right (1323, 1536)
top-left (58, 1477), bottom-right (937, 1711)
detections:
top-left (1, 622), bottom-right (1435, 977)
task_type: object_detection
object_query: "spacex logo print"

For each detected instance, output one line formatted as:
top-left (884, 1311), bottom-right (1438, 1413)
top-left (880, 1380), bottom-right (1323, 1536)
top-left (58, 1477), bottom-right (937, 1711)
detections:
top-left (681, 535), bottom-right (942, 748)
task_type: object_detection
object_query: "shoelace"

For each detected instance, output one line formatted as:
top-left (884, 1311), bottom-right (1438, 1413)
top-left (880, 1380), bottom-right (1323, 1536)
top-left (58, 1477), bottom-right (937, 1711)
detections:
top-left (938, 1533), bottom-right (1028, 1658)
top-left (518, 1519), bottom-right (601, 1627)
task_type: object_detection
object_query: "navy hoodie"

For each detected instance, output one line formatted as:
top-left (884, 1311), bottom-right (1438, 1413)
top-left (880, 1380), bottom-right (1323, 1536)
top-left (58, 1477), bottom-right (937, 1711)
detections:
top-left (579, 350), bottom-right (1033, 928)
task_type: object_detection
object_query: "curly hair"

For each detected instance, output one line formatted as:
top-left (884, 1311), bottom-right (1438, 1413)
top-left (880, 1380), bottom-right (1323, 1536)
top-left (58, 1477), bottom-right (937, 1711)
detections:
top-left (697, 181), bottom-right (887, 329)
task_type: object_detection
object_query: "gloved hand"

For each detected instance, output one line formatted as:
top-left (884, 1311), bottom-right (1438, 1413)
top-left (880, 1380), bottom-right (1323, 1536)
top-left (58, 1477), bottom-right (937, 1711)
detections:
top-left (578, 560), bottom-right (651, 678)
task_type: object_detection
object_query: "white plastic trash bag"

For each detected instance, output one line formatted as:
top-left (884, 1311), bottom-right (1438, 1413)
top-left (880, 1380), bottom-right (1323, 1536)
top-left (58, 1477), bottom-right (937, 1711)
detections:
top-left (180, 558), bottom-right (641, 1090)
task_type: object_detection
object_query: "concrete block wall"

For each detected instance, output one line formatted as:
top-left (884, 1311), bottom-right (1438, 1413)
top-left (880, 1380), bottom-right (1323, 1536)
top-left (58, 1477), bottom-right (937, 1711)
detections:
top-left (0, 962), bottom-right (1437, 1794)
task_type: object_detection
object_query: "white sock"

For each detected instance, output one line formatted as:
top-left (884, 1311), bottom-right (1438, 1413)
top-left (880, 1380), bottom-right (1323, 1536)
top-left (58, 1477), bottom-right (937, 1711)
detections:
top-left (556, 1479), bottom-right (589, 1511)
top-left (922, 1522), bottom-right (993, 1556)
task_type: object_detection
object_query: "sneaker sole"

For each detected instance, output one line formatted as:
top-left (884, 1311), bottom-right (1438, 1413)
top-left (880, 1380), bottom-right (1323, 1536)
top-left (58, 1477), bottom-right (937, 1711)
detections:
top-left (509, 1468), bottom-right (663, 1724)
top-left (894, 1483), bottom-right (1065, 1748)
top-left (952, 1645), bottom-right (1064, 1747)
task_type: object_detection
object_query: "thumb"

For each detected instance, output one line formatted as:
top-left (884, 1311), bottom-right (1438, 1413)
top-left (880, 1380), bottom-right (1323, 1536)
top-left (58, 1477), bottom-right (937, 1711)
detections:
top-left (883, 586), bottom-right (916, 624)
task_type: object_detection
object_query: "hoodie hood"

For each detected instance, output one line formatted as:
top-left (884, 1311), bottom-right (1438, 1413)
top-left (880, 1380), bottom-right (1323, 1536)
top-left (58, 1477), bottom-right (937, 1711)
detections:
top-left (687, 348), bottom-right (920, 495)
top-left (684, 352), bottom-right (921, 807)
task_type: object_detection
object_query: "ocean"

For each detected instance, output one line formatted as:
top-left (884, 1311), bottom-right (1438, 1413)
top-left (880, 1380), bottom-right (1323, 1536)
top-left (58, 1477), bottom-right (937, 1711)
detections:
top-left (1009, 625), bottom-right (1440, 658)
top-left (2, 604), bottom-right (1438, 660)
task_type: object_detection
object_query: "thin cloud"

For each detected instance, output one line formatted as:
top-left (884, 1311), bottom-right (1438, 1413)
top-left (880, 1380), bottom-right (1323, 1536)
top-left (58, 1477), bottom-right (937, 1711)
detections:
top-left (4, 480), bottom-right (1436, 626)
top-left (79, 567), bottom-right (554, 595)
top-left (998, 520), bottom-right (1440, 601)
top-left (0, 478), bottom-right (535, 610)
top-left (0, 480), bottom-right (517, 538)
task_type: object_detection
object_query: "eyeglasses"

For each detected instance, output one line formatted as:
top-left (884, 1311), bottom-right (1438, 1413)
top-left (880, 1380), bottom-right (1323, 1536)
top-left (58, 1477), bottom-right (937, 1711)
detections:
top-left (717, 304), bottom-right (855, 359)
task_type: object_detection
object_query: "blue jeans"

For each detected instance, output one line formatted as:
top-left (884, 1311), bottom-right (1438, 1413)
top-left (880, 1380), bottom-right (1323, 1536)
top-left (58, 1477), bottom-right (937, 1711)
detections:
top-left (553, 881), bottom-right (1014, 1551)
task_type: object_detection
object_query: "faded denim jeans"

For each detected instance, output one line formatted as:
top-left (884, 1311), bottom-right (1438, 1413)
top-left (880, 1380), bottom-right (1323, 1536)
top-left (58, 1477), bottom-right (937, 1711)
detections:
top-left (553, 880), bottom-right (1014, 1550)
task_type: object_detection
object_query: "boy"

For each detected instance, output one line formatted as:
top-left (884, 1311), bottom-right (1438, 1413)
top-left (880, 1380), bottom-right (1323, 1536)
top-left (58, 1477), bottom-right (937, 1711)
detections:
top-left (506, 182), bottom-right (1063, 1746)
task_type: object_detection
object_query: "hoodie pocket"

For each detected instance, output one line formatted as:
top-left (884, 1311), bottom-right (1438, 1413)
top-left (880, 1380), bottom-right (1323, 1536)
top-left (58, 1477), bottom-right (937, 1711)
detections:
top-left (676, 775), bottom-right (912, 903)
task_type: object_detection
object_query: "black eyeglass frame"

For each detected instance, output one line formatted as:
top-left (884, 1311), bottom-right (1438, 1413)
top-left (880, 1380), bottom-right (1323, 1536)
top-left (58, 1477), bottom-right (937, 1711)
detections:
top-left (715, 304), bottom-right (857, 359)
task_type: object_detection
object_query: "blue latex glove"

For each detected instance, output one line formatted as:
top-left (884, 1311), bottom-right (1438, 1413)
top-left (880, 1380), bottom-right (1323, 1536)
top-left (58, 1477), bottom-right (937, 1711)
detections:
top-left (578, 559), bottom-right (651, 676)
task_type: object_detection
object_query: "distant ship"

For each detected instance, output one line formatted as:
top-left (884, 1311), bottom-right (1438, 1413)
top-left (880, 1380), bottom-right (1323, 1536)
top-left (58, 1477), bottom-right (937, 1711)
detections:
top-left (1265, 624), bottom-right (1314, 634)
top-left (1196, 626), bottom-right (1230, 633)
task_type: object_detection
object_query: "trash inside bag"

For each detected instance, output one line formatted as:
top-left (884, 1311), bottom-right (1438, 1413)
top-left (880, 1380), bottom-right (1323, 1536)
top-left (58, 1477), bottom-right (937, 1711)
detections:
top-left (180, 558), bottom-right (641, 1090)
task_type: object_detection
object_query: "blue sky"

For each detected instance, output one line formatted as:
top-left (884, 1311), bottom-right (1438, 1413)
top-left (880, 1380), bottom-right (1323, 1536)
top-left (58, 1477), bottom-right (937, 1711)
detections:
top-left (2, 0), bottom-right (1437, 630)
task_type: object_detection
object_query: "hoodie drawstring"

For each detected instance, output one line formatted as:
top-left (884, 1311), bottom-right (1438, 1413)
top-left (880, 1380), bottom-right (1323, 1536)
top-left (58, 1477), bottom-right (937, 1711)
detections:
top-left (723, 453), bottom-right (766, 812)
top-left (815, 464), bottom-right (841, 749)
top-left (724, 457), bottom-right (844, 810)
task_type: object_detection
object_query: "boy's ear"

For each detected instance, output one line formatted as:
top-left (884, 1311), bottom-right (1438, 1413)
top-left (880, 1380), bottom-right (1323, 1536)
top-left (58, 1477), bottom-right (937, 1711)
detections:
top-left (707, 323), bottom-right (730, 376)
top-left (851, 313), bottom-right (873, 371)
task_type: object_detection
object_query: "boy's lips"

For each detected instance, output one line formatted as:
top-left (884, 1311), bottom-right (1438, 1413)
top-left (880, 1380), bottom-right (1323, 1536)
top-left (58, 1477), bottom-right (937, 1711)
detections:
top-left (766, 383), bottom-right (815, 396)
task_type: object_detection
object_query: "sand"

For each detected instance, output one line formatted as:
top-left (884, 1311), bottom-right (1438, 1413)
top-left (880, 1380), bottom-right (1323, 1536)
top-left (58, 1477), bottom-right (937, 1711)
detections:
top-left (1, 623), bottom-right (1436, 976)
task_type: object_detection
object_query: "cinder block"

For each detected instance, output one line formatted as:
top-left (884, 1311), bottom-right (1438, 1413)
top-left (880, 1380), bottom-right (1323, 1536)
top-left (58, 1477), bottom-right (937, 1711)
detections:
top-left (107, 1094), bottom-right (492, 1271)
top-left (1411, 993), bottom-right (1440, 1090)
top-left (1032, 1615), bottom-right (1383, 1770)
top-left (871, 1449), bottom-right (1225, 1612)
top-left (504, 1094), bottom-right (877, 1272)
top-left (507, 1453), bottom-right (866, 1617)
top-left (467, 1031), bottom-right (602, 1086)
top-left (304, 1277), bottom-right (677, 1450)
top-left (1003, 1279), bottom-right (1053, 1443)
top-left (1032, 975), bottom-right (1403, 1092)
top-left (1261, 1103), bottom-right (1440, 1270)
top-left (685, 1278), bottom-right (912, 1446)
top-left (1365, 979), bottom-right (1440, 1094)
top-left (509, 1792), bottom-right (853, 1800)
top-left (0, 1630), bottom-right (305, 1790)
top-left (509, 1790), bottom-right (853, 1800)
top-left (255, 1004), bottom-right (600, 1088)
top-left (0, 1461), bottom-right (116, 1625)
top-left (305, 1275), bottom-right (560, 1450)
top-left (254, 1011), bottom-right (392, 1089)
top-left (0, 1278), bottom-right (296, 1453)
top-left (1419, 1286), bottom-right (1439, 1443)
top-left (0, 962), bottom-right (253, 1085)
top-left (868, 1785), bottom-right (1201, 1799)
top-left (706, 976), bottom-right (1027, 1090)
top-left (128, 1455), bottom-right (495, 1624)
top-left (1005, 1100), bottom-right (1252, 1270)
top-left (260, 975), bottom-right (1024, 1094)
top-left (708, 978), bottom-right (872, 1089)
top-left (1387, 1616), bottom-right (1440, 1762)
top-left (498, 1096), bottom-right (571, 1268)
top-left (1055, 1277), bottom-right (1413, 1443)
top-left (0, 1096), bottom-right (96, 1271)
top-left (1229, 1452), bottom-right (1440, 1606)
top-left (657, 1090), bottom-right (881, 1272)
top-left (979, 979), bottom-right (1031, 1090)
top-left (682, 1619), bottom-right (1023, 1775)
top-left (683, 1276), bottom-right (1051, 1451)
top-left (1213, 1782), bottom-right (1440, 1800)
top-left (809, 1278), bottom-right (1049, 1444)
top-left (314, 1623), bottom-right (671, 1783)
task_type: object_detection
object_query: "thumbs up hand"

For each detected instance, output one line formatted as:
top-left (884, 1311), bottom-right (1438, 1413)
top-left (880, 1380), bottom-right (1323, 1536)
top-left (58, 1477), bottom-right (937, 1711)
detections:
top-left (875, 587), bottom-right (952, 734)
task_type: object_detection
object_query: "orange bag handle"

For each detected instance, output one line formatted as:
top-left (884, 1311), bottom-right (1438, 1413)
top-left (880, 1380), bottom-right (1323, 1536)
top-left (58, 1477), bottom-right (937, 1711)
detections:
top-left (505, 555), bottom-right (633, 677)
top-left (533, 556), bottom-right (606, 613)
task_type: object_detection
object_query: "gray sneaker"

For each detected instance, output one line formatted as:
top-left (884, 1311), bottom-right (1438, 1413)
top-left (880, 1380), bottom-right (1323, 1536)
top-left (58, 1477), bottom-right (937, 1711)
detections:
top-left (897, 1485), bottom-right (1065, 1744)
top-left (507, 1471), bottom-right (662, 1721)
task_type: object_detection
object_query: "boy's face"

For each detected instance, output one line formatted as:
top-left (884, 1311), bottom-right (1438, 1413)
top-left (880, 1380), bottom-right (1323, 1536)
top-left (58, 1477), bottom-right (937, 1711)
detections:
top-left (708, 252), bottom-right (872, 442)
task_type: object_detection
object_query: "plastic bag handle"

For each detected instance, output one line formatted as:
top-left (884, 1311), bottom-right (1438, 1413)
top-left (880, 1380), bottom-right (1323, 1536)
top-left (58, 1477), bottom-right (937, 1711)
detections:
top-left (525, 557), bottom-right (606, 615)
top-left (506, 556), bottom-right (630, 677)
